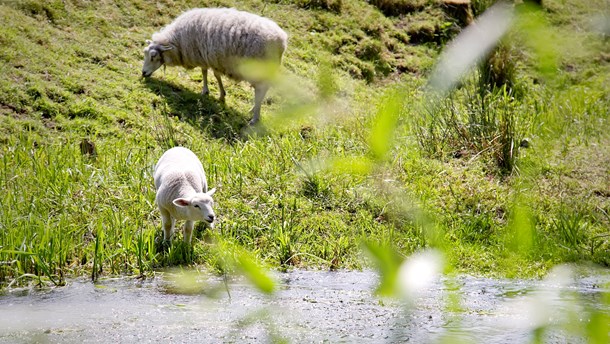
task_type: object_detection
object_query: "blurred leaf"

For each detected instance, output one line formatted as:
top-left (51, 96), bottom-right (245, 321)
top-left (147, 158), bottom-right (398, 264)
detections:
top-left (166, 270), bottom-right (204, 295)
top-left (427, 2), bottom-right (514, 94)
top-left (235, 250), bottom-right (276, 295)
top-left (515, 3), bottom-right (559, 81)
top-left (507, 202), bottom-right (535, 255)
top-left (238, 59), bottom-right (281, 82)
top-left (328, 156), bottom-right (374, 175)
top-left (587, 309), bottom-right (610, 344)
top-left (362, 240), bottom-right (403, 297)
top-left (424, 222), bottom-right (447, 251)
top-left (587, 282), bottom-right (610, 344)
top-left (210, 236), bottom-right (276, 295)
top-left (269, 102), bottom-right (318, 128)
top-left (316, 59), bottom-right (339, 100)
top-left (368, 90), bottom-right (403, 161)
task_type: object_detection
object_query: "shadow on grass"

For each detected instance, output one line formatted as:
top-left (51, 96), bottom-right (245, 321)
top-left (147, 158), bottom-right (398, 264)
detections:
top-left (143, 77), bottom-right (251, 142)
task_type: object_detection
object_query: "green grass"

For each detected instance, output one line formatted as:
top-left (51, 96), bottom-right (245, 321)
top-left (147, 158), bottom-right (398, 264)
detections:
top-left (0, 0), bottom-right (609, 288)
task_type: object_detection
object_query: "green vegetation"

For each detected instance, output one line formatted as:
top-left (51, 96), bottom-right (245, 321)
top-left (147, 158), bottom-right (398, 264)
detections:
top-left (0, 0), bottom-right (608, 290)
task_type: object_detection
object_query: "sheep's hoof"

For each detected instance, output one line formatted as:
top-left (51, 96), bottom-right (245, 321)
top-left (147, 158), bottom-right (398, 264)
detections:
top-left (248, 114), bottom-right (261, 126)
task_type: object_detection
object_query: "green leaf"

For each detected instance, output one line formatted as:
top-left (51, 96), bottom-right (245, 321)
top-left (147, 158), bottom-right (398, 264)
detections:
top-left (368, 90), bottom-right (403, 161)
top-left (507, 202), bottom-right (535, 255)
top-left (316, 59), bottom-right (339, 100)
top-left (515, 3), bottom-right (559, 81)
top-left (362, 240), bottom-right (403, 297)
top-left (328, 156), bottom-right (374, 175)
top-left (587, 283), bottom-right (610, 344)
top-left (236, 250), bottom-right (276, 295)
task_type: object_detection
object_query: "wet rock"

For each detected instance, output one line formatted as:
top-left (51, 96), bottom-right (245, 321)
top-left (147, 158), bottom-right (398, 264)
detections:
top-left (80, 138), bottom-right (97, 159)
top-left (519, 138), bottom-right (530, 148)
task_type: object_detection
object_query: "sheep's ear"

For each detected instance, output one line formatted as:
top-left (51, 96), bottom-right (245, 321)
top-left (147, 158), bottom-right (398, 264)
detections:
top-left (160, 45), bottom-right (174, 51)
top-left (207, 188), bottom-right (216, 196)
top-left (173, 198), bottom-right (191, 207)
top-left (145, 39), bottom-right (152, 45)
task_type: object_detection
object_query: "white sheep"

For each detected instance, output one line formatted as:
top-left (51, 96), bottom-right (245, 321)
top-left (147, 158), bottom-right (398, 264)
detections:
top-left (153, 147), bottom-right (216, 244)
top-left (141, 7), bottom-right (288, 125)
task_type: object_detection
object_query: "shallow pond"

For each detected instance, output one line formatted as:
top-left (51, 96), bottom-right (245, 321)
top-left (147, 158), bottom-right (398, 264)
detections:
top-left (0, 267), bottom-right (608, 343)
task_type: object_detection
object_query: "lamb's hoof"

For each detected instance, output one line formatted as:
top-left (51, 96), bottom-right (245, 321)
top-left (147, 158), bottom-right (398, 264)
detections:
top-left (240, 123), bottom-right (259, 139)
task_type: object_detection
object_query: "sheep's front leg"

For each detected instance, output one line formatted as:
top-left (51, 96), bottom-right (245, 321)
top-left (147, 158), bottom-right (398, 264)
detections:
top-left (249, 84), bottom-right (269, 125)
top-left (183, 220), bottom-right (194, 244)
top-left (202, 68), bottom-right (209, 96)
top-left (160, 208), bottom-right (174, 241)
top-left (213, 70), bottom-right (226, 102)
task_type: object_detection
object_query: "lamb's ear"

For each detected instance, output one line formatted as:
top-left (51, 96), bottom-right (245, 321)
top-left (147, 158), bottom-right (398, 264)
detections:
top-left (145, 39), bottom-right (152, 45)
top-left (207, 188), bottom-right (216, 196)
top-left (160, 44), bottom-right (174, 51)
top-left (173, 198), bottom-right (191, 207)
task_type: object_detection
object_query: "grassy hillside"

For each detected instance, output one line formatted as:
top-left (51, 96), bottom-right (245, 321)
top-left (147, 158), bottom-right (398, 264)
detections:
top-left (0, 0), bottom-right (608, 287)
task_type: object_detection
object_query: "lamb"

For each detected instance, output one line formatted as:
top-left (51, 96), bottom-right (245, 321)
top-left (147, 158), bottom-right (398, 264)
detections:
top-left (141, 7), bottom-right (288, 125)
top-left (153, 147), bottom-right (216, 244)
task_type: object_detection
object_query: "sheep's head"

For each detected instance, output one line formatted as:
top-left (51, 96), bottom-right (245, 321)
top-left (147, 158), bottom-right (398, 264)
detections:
top-left (172, 188), bottom-right (217, 227)
top-left (142, 40), bottom-right (173, 77)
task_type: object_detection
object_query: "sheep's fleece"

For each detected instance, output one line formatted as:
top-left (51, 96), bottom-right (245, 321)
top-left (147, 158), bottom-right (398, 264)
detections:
top-left (142, 8), bottom-right (288, 124)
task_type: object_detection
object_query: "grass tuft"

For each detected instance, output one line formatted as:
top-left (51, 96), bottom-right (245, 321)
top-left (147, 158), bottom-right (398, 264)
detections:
top-left (0, 0), bottom-right (608, 288)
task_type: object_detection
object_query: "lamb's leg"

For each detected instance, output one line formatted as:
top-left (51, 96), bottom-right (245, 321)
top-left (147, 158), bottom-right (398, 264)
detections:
top-left (249, 84), bottom-right (269, 125)
top-left (213, 70), bottom-right (226, 102)
top-left (202, 68), bottom-right (209, 96)
top-left (160, 208), bottom-right (174, 241)
top-left (183, 220), bottom-right (194, 244)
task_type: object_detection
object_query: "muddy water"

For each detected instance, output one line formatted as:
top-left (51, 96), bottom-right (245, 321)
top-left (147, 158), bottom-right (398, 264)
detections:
top-left (0, 268), bottom-right (608, 343)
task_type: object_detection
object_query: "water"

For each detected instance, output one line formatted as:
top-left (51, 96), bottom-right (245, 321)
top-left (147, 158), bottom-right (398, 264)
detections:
top-left (0, 267), bottom-right (608, 343)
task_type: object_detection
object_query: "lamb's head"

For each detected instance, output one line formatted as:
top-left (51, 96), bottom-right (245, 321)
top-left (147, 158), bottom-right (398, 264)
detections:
top-left (172, 188), bottom-right (217, 226)
top-left (142, 40), bottom-right (173, 77)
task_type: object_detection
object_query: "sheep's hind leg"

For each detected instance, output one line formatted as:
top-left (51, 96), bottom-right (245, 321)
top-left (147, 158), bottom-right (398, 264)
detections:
top-left (213, 70), bottom-right (226, 102)
top-left (160, 208), bottom-right (174, 241)
top-left (183, 220), bottom-right (194, 244)
top-left (202, 68), bottom-right (209, 96)
top-left (249, 84), bottom-right (269, 125)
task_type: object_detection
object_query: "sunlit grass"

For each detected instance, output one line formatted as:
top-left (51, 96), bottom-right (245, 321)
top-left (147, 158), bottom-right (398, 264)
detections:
top-left (0, 0), bottom-right (607, 297)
